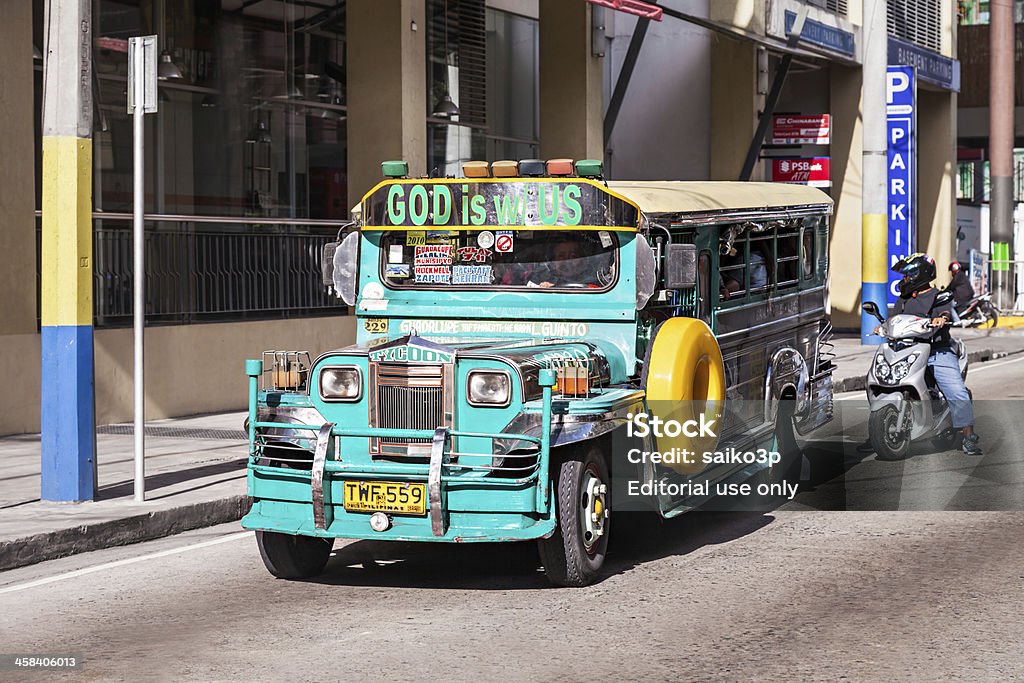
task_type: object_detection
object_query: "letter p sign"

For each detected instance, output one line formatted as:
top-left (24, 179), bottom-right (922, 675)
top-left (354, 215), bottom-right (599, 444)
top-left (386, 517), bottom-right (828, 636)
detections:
top-left (887, 71), bottom-right (910, 104)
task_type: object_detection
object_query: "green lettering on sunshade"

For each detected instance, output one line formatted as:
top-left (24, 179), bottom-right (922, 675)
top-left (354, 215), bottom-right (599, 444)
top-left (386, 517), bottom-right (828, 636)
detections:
top-left (387, 185), bottom-right (406, 224)
top-left (540, 184), bottom-right (559, 226)
top-left (493, 193), bottom-right (524, 225)
top-left (470, 194), bottom-right (487, 225)
top-left (433, 185), bottom-right (452, 225)
top-left (409, 185), bottom-right (429, 226)
top-left (562, 184), bottom-right (582, 225)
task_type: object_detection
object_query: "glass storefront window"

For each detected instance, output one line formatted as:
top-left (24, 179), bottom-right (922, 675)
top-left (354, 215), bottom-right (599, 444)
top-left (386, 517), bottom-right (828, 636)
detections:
top-left (426, 2), bottom-right (538, 174)
top-left (42, 0), bottom-right (349, 220)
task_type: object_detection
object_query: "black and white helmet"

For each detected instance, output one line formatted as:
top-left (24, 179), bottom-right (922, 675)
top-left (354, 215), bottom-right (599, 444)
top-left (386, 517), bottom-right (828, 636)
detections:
top-left (893, 253), bottom-right (936, 297)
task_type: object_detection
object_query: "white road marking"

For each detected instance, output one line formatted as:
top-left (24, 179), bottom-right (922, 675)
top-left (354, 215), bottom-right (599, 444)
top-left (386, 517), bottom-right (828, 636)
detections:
top-left (967, 353), bottom-right (1024, 374)
top-left (0, 531), bottom-right (250, 596)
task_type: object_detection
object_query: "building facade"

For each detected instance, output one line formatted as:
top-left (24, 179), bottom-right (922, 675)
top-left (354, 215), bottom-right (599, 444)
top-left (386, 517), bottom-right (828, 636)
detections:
top-left (1, 0), bottom-right (960, 436)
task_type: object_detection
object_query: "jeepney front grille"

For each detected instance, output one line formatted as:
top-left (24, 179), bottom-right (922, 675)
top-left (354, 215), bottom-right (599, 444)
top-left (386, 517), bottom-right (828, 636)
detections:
top-left (370, 363), bottom-right (448, 452)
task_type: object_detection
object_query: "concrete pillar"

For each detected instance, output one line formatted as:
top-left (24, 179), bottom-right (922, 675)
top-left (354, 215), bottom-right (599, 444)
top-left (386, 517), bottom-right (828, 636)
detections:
top-left (539, 0), bottom-right (603, 161)
top-left (347, 0), bottom-right (426, 210)
top-left (709, 38), bottom-right (759, 180)
top-left (828, 63), bottom-right (864, 330)
top-left (989, 0), bottom-right (1016, 309)
top-left (860, 0), bottom-right (887, 343)
top-left (0, 2), bottom-right (40, 436)
top-left (917, 89), bottom-right (956, 288)
top-left (40, 0), bottom-right (96, 500)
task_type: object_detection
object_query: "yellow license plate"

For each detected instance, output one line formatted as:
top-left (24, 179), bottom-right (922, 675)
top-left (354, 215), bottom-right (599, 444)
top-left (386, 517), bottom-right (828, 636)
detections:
top-left (343, 480), bottom-right (427, 516)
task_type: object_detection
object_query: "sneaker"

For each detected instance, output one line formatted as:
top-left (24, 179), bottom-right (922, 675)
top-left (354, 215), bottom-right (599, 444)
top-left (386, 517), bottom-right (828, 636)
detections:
top-left (961, 433), bottom-right (983, 456)
top-left (856, 440), bottom-right (875, 454)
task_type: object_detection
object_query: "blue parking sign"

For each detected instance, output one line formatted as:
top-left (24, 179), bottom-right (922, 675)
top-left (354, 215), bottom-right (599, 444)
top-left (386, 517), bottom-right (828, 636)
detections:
top-left (886, 65), bottom-right (916, 306)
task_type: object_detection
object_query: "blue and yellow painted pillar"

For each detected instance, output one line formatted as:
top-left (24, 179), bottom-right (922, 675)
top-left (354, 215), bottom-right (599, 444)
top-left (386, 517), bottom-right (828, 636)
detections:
top-left (40, 0), bottom-right (96, 501)
top-left (861, 214), bottom-right (888, 343)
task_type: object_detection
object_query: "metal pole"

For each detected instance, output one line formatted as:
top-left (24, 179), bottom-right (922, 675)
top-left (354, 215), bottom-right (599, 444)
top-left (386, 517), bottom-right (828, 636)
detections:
top-left (989, 0), bottom-right (1015, 310)
top-left (860, 0), bottom-right (888, 344)
top-left (133, 43), bottom-right (146, 502)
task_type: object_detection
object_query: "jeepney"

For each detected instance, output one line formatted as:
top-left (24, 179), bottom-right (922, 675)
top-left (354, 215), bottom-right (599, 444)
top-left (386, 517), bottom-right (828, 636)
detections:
top-left (242, 158), bottom-right (835, 586)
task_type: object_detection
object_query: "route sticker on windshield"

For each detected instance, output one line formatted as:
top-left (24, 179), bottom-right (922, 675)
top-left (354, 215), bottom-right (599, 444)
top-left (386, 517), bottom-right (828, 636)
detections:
top-left (477, 230), bottom-right (495, 249)
top-left (457, 246), bottom-right (491, 263)
top-left (599, 231), bottom-right (613, 248)
top-left (414, 245), bottom-right (453, 265)
top-left (495, 231), bottom-right (514, 253)
top-left (385, 263), bottom-right (410, 278)
top-left (406, 230), bottom-right (426, 246)
top-left (388, 244), bottom-right (404, 264)
top-left (452, 264), bottom-right (492, 284)
top-left (414, 265), bottom-right (451, 284)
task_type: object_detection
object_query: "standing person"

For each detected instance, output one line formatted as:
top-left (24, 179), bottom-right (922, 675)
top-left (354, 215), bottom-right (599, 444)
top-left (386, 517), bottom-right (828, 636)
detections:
top-left (947, 261), bottom-right (975, 312)
top-left (858, 253), bottom-right (982, 456)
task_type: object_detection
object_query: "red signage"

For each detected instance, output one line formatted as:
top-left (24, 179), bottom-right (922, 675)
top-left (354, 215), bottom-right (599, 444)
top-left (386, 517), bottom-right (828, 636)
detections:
top-left (770, 158), bottom-right (831, 188)
top-left (771, 114), bottom-right (831, 145)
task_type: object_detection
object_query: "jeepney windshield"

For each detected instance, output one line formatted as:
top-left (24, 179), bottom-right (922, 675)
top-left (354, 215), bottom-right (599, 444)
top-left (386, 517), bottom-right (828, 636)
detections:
top-left (378, 229), bottom-right (619, 291)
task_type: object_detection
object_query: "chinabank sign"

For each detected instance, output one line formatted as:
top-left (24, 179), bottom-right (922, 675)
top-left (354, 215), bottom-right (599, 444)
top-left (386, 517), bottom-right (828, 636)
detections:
top-left (886, 65), bottom-right (916, 306)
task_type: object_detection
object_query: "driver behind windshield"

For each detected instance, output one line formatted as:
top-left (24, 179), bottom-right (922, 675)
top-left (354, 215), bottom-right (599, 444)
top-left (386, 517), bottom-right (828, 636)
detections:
top-left (533, 239), bottom-right (595, 288)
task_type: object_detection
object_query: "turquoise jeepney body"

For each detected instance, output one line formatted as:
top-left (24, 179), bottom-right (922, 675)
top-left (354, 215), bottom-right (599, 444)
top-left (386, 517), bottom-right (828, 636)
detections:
top-left (241, 177), bottom-right (649, 542)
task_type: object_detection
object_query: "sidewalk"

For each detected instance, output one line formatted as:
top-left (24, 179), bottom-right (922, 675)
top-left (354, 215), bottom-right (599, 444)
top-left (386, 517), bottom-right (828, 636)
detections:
top-left (2, 325), bottom-right (1023, 573)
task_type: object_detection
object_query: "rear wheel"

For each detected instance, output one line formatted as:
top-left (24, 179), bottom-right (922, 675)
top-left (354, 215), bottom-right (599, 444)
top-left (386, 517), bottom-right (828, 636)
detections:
top-left (256, 530), bottom-right (333, 579)
top-left (537, 444), bottom-right (610, 587)
top-left (869, 404), bottom-right (912, 460)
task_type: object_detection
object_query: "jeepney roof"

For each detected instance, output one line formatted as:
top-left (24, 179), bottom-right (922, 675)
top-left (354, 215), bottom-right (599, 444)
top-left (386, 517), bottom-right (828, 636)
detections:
top-left (606, 181), bottom-right (832, 216)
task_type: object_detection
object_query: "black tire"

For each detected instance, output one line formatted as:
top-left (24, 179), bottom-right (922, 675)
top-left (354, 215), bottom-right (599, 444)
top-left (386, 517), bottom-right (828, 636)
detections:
top-left (537, 444), bottom-right (610, 587)
top-left (256, 530), bottom-right (333, 579)
top-left (868, 404), bottom-right (912, 460)
top-left (983, 302), bottom-right (999, 329)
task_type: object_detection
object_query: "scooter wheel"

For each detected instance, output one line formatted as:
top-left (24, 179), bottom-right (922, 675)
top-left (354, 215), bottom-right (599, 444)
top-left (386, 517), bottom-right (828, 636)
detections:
top-left (869, 405), bottom-right (912, 460)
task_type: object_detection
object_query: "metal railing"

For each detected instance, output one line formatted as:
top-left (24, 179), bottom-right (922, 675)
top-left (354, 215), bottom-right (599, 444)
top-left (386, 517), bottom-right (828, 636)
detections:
top-left (37, 212), bottom-right (347, 327)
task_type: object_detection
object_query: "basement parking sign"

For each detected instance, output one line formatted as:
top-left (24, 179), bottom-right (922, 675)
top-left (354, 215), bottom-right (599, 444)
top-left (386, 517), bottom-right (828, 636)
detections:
top-left (886, 65), bottom-right (916, 306)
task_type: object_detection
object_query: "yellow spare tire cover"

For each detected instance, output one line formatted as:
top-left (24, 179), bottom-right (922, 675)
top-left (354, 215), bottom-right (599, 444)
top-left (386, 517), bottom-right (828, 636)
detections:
top-left (643, 318), bottom-right (726, 474)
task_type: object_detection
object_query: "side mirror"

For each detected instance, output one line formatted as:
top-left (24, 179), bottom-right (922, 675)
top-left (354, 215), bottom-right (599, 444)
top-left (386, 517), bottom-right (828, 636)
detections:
top-left (329, 230), bottom-right (360, 306)
top-left (321, 242), bottom-right (338, 286)
top-left (935, 290), bottom-right (954, 306)
top-left (862, 301), bottom-right (885, 323)
top-left (664, 243), bottom-right (697, 289)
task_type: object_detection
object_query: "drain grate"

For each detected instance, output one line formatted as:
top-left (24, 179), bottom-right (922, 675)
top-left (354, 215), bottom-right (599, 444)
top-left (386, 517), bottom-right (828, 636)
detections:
top-left (97, 425), bottom-right (247, 441)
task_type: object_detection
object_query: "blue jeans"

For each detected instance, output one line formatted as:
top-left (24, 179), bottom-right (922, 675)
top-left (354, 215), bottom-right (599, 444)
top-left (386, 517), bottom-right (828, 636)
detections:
top-left (928, 350), bottom-right (973, 428)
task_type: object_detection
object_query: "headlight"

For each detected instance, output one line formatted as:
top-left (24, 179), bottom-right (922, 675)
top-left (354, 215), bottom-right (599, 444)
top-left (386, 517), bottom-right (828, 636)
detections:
top-left (319, 366), bottom-right (362, 401)
top-left (874, 358), bottom-right (891, 381)
top-left (467, 370), bottom-right (511, 407)
top-left (890, 360), bottom-right (912, 382)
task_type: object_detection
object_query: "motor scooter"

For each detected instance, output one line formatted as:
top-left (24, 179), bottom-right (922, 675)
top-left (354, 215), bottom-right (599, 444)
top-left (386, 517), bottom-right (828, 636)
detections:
top-left (861, 295), bottom-right (968, 460)
top-left (955, 292), bottom-right (999, 329)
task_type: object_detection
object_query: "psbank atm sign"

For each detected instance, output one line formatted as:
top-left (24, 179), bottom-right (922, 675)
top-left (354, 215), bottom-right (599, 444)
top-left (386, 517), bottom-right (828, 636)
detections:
top-left (887, 65), bottom-right (916, 305)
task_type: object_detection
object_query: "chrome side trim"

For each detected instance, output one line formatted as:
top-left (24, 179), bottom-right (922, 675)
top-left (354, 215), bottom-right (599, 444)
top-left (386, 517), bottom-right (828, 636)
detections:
top-left (311, 422), bottom-right (335, 530)
top-left (429, 427), bottom-right (449, 537)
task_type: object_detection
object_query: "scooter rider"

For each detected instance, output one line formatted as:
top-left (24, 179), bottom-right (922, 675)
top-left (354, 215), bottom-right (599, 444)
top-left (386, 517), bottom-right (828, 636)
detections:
top-left (858, 253), bottom-right (982, 456)
top-left (947, 261), bottom-right (976, 312)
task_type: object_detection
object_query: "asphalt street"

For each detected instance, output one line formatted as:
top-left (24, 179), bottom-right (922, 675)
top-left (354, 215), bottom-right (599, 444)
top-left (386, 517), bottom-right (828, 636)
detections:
top-left (2, 355), bottom-right (1023, 681)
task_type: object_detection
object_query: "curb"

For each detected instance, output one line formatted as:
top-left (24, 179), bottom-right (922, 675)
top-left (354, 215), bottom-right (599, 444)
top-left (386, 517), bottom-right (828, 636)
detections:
top-left (0, 495), bottom-right (252, 572)
top-left (833, 346), bottom-right (1024, 394)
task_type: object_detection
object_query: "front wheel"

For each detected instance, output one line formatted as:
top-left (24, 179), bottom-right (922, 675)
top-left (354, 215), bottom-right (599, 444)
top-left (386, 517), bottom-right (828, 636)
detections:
top-left (256, 530), bottom-right (333, 579)
top-left (869, 404), bottom-right (912, 460)
top-left (537, 444), bottom-right (610, 587)
top-left (981, 302), bottom-right (999, 329)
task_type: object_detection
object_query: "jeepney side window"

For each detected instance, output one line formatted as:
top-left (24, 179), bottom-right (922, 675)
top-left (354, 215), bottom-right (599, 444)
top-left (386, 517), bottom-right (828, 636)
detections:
top-left (698, 250), bottom-right (711, 322)
top-left (776, 222), bottom-right (800, 288)
top-left (719, 232), bottom-right (746, 302)
top-left (801, 223), bottom-right (816, 280)
top-left (749, 232), bottom-right (772, 293)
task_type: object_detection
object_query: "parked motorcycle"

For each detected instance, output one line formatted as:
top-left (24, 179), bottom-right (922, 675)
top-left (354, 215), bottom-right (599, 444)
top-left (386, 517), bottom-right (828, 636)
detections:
top-left (954, 293), bottom-right (999, 329)
top-left (862, 295), bottom-right (968, 460)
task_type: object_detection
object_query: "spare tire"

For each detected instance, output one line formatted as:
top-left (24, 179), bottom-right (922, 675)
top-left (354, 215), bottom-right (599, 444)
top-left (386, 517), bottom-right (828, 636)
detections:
top-left (641, 318), bottom-right (727, 474)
